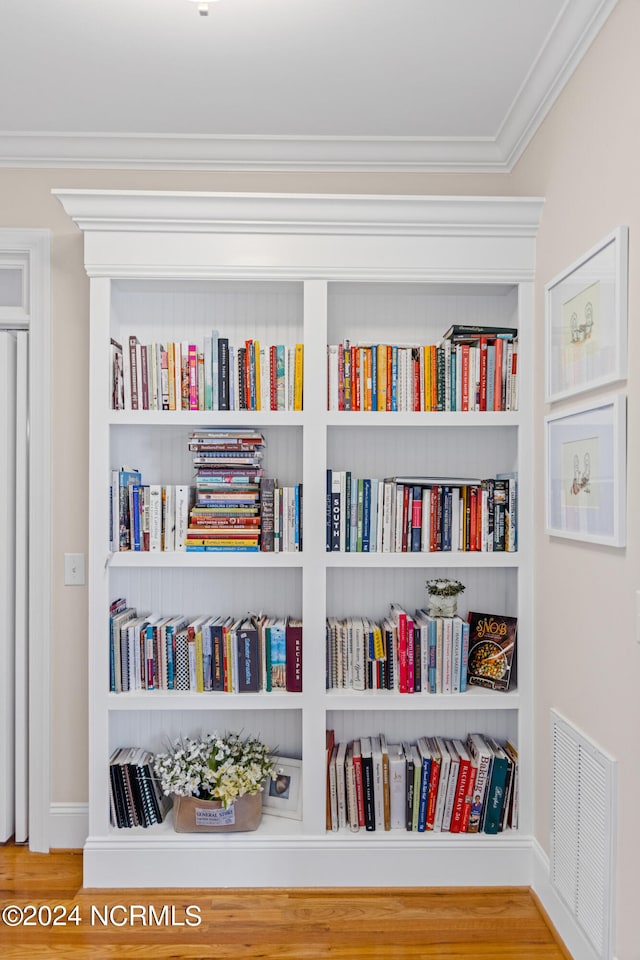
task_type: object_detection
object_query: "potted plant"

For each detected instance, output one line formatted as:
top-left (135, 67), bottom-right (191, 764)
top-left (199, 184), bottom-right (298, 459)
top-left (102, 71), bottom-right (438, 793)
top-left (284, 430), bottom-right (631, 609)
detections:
top-left (154, 731), bottom-right (276, 833)
top-left (425, 578), bottom-right (466, 618)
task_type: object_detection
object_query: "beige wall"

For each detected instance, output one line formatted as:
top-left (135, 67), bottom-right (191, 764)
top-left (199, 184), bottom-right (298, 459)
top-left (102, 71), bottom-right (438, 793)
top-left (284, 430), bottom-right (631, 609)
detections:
top-left (511, 1), bottom-right (640, 957)
top-left (0, 1), bottom-right (638, 954)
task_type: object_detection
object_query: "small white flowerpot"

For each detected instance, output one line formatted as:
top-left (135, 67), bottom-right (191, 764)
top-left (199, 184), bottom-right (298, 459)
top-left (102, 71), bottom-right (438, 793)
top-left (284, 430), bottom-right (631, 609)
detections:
top-left (427, 595), bottom-right (458, 618)
top-left (172, 791), bottom-right (263, 833)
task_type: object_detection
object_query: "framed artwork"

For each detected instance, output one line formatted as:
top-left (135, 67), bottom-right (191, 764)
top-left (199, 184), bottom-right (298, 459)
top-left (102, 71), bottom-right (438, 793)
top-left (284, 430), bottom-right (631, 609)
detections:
top-left (262, 757), bottom-right (302, 820)
top-left (545, 227), bottom-right (628, 403)
top-left (545, 395), bottom-right (626, 546)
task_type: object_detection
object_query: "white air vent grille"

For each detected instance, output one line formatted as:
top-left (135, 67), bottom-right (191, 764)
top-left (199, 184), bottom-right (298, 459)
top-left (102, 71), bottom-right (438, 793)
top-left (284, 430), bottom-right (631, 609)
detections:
top-left (551, 710), bottom-right (616, 960)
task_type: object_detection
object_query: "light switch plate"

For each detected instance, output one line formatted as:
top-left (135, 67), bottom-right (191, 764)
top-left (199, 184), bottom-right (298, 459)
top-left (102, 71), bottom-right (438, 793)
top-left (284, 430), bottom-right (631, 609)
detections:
top-left (64, 552), bottom-right (85, 586)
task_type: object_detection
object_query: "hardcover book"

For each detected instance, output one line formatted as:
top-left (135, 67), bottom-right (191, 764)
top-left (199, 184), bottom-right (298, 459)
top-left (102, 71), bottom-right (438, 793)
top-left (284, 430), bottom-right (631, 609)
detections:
top-left (467, 612), bottom-right (517, 691)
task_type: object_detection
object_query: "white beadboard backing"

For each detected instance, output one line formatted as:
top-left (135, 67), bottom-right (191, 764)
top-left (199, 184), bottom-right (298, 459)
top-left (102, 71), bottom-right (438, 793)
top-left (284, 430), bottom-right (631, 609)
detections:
top-left (109, 567), bottom-right (302, 621)
top-left (109, 709), bottom-right (302, 763)
top-left (111, 278), bottom-right (304, 348)
top-left (326, 566), bottom-right (518, 621)
top-left (110, 424), bottom-right (302, 488)
top-left (327, 281), bottom-right (519, 346)
top-left (327, 708), bottom-right (518, 748)
top-left (328, 424), bottom-right (517, 482)
top-left (551, 710), bottom-right (616, 960)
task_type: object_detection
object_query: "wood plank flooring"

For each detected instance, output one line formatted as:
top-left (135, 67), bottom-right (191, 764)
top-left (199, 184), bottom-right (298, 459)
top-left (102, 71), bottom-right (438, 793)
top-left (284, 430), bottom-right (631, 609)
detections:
top-left (0, 842), bottom-right (571, 959)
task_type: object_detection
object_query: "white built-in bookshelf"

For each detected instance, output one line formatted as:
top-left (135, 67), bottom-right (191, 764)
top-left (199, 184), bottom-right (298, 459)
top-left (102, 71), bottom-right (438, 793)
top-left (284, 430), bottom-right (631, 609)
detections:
top-left (55, 190), bottom-right (542, 888)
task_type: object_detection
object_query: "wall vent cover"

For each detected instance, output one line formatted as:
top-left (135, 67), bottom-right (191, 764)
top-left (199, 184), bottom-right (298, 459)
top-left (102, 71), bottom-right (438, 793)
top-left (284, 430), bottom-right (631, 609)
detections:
top-left (550, 709), bottom-right (616, 959)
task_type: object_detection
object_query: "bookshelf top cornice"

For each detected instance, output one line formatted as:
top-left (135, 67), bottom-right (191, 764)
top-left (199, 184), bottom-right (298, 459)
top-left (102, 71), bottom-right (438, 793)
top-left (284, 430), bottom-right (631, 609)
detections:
top-left (52, 190), bottom-right (544, 239)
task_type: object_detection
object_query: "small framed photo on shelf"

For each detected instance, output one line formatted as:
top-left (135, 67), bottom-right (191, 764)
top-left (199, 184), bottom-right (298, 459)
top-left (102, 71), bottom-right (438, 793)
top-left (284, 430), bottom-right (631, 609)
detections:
top-left (545, 227), bottom-right (628, 403)
top-left (262, 758), bottom-right (302, 820)
top-left (545, 395), bottom-right (626, 546)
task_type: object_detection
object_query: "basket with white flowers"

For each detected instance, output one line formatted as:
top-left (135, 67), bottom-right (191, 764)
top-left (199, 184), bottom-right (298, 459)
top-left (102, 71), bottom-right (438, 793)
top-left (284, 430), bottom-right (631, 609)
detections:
top-left (154, 731), bottom-right (276, 832)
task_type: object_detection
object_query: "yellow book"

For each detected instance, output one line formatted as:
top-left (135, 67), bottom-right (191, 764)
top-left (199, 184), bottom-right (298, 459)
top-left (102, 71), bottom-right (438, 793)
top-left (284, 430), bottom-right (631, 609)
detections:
top-left (423, 345), bottom-right (432, 412)
top-left (195, 626), bottom-right (205, 693)
top-left (294, 342), bottom-right (304, 410)
top-left (254, 339), bottom-right (261, 411)
top-left (373, 623), bottom-right (385, 660)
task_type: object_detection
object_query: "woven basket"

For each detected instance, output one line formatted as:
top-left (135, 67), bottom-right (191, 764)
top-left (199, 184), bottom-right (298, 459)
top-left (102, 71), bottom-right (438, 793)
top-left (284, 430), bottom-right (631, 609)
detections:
top-left (172, 791), bottom-right (263, 833)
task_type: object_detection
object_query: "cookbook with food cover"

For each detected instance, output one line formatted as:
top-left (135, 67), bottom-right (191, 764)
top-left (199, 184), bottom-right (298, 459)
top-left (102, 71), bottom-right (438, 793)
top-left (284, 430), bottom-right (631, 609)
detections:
top-left (466, 612), bottom-right (517, 691)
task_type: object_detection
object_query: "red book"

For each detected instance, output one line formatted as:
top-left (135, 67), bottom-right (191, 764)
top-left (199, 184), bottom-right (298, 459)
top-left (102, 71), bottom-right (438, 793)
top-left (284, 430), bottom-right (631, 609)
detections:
top-left (386, 347), bottom-right (393, 410)
top-left (425, 738), bottom-right (442, 830)
top-left (449, 739), bottom-right (473, 832)
top-left (461, 343), bottom-right (470, 412)
top-left (478, 338), bottom-right (488, 411)
top-left (391, 605), bottom-right (408, 694)
top-left (352, 740), bottom-right (366, 827)
top-left (459, 761), bottom-right (478, 833)
top-left (412, 348), bottom-right (421, 411)
top-left (493, 337), bottom-right (504, 412)
top-left (411, 493), bottom-right (422, 552)
top-left (406, 616), bottom-right (415, 693)
top-left (429, 486), bottom-right (439, 552)
top-left (285, 618), bottom-right (303, 692)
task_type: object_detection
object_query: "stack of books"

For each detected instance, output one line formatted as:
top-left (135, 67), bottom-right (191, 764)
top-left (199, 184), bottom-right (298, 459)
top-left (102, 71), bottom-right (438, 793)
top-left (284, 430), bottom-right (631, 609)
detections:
top-left (109, 747), bottom-right (170, 829)
top-left (186, 430), bottom-right (265, 552)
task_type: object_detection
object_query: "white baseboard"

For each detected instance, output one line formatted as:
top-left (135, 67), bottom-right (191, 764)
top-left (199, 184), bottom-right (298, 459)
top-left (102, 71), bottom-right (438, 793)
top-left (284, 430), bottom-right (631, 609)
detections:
top-left (532, 839), bottom-right (613, 960)
top-left (48, 803), bottom-right (88, 849)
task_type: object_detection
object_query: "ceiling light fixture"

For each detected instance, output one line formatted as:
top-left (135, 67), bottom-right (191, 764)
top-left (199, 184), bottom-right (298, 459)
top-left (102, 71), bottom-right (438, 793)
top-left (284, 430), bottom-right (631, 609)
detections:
top-left (188, 0), bottom-right (220, 15)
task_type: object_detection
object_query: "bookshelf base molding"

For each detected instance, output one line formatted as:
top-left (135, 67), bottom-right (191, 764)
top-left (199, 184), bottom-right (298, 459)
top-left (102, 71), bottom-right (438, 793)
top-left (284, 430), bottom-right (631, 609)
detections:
top-left (84, 835), bottom-right (534, 888)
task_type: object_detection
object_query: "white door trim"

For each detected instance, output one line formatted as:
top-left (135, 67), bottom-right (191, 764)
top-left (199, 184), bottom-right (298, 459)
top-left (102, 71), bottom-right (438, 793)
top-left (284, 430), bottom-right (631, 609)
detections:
top-left (0, 230), bottom-right (51, 851)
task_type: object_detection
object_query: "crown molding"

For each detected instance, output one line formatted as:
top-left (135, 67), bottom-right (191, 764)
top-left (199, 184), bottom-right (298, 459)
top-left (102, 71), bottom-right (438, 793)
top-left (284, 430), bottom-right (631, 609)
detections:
top-left (52, 190), bottom-right (544, 238)
top-left (13, 0), bottom-right (616, 174)
top-left (2, 132), bottom-right (506, 173)
top-left (497, 0), bottom-right (620, 169)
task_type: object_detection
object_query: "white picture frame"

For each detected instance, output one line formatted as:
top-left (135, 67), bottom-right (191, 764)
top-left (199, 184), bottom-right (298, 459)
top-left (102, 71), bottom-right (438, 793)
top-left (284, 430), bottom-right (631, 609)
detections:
top-left (545, 395), bottom-right (626, 546)
top-left (262, 757), bottom-right (302, 820)
top-left (545, 227), bottom-right (628, 403)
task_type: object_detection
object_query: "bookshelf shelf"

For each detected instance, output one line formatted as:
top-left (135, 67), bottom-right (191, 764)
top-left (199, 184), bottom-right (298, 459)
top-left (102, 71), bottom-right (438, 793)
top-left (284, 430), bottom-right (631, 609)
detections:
top-left (56, 189), bottom-right (542, 890)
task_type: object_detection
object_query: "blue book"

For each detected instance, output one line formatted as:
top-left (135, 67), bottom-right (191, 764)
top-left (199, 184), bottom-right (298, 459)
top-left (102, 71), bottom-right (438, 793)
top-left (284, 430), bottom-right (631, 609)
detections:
top-left (416, 738), bottom-right (432, 833)
top-left (370, 345), bottom-right (378, 412)
top-left (202, 622), bottom-right (213, 691)
top-left (326, 469), bottom-right (332, 552)
top-left (391, 345), bottom-right (398, 411)
top-left (131, 483), bottom-right (142, 551)
top-left (362, 478), bottom-right (371, 552)
top-left (428, 617), bottom-right (437, 693)
top-left (482, 737), bottom-right (509, 834)
top-left (460, 621), bottom-right (470, 692)
top-left (294, 483), bottom-right (301, 550)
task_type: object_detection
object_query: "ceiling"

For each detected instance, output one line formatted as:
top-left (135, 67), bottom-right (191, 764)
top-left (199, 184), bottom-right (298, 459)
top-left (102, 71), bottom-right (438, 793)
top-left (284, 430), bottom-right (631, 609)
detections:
top-left (0, 0), bottom-right (618, 172)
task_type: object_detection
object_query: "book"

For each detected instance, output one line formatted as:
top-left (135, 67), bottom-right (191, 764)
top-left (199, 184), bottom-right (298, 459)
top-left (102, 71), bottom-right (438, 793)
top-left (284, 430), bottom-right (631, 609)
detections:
top-left (441, 323), bottom-right (518, 342)
top-left (466, 733), bottom-right (494, 833)
top-left (360, 737), bottom-right (375, 831)
top-left (285, 617), bottom-right (303, 692)
top-left (467, 612), bottom-right (517, 691)
top-left (325, 729), bottom-right (336, 831)
top-left (482, 736), bottom-right (510, 834)
top-left (235, 615), bottom-right (261, 692)
top-left (388, 742), bottom-right (406, 830)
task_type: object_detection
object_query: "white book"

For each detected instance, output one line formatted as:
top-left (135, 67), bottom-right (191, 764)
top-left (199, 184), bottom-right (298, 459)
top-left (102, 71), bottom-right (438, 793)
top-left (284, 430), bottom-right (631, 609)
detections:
top-left (328, 744), bottom-right (339, 831)
top-left (174, 484), bottom-right (193, 551)
top-left (370, 478), bottom-right (379, 552)
top-left (210, 330), bottom-right (219, 411)
top-left (442, 617), bottom-right (453, 693)
top-left (441, 739), bottom-right (460, 832)
top-left (375, 479), bottom-right (384, 553)
top-left (335, 741), bottom-right (348, 830)
top-left (162, 484), bottom-right (175, 552)
top-left (394, 484), bottom-right (404, 553)
top-left (327, 344), bottom-right (339, 410)
top-left (466, 733), bottom-right (494, 833)
top-left (148, 484), bottom-right (162, 552)
top-left (388, 743), bottom-right (406, 829)
top-left (381, 479), bottom-right (393, 552)
top-left (451, 616), bottom-right (463, 693)
top-left (345, 743), bottom-right (359, 832)
top-left (371, 735), bottom-right (384, 830)
top-left (351, 618), bottom-right (366, 691)
top-left (433, 736), bottom-right (452, 831)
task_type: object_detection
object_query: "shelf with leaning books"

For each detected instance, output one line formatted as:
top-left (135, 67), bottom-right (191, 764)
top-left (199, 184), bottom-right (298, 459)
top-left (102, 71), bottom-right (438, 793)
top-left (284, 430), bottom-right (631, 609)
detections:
top-left (109, 599), bottom-right (304, 697)
top-left (325, 725), bottom-right (519, 836)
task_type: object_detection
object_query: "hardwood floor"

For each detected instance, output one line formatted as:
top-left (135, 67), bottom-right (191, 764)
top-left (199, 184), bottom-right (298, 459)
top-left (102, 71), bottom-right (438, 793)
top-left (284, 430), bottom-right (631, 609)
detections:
top-left (0, 842), bottom-right (571, 959)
